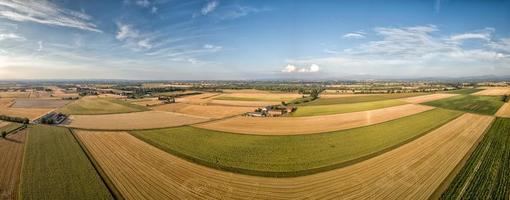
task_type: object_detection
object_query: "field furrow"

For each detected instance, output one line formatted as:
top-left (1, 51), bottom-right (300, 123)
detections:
top-left (0, 130), bottom-right (25, 200)
top-left (76, 113), bottom-right (492, 199)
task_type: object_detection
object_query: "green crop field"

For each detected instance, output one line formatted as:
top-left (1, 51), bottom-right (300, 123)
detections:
top-left (292, 99), bottom-right (406, 117)
top-left (441, 117), bottom-right (509, 199)
top-left (20, 125), bottom-right (113, 200)
top-left (423, 95), bottom-right (504, 115)
top-left (0, 122), bottom-right (23, 133)
top-left (303, 93), bottom-right (425, 106)
top-left (131, 108), bottom-right (461, 177)
top-left (59, 97), bottom-right (149, 115)
top-left (443, 88), bottom-right (483, 94)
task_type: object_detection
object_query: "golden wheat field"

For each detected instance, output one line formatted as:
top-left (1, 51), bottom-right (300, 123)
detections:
top-left (0, 98), bottom-right (53, 120)
top-left (153, 103), bottom-right (255, 119)
top-left (495, 103), bottom-right (510, 118)
top-left (75, 114), bottom-right (492, 199)
top-left (0, 130), bottom-right (26, 200)
top-left (66, 111), bottom-right (210, 130)
top-left (472, 87), bottom-right (510, 96)
top-left (402, 93), bottom-right (458, 104)
top-left (195, 104), bottom-right (433, 135)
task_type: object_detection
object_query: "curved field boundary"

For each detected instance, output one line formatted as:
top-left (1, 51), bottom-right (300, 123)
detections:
top-left (495, 103), bottom-right (510, 118)
top-left (132, 109), bottom-right (461, 177)
top-left (152, 103), bottom-right (256, 119)
top-left (75, 113), bottom-right (493, 199)
top-left (402, 93), bottom-right (458, 104)
top-left (291, 99), bottom-right (406, 117)
top-left (472, 87), bottom-right (510, 96)
top-left (66, 111), bottom-right (210, 131)
top-left (195, 104), bottom-right (434, 135)
top-left (209, 99), bottom-right (280, 107)
top-left (0, 130), bottom-right (25, 200)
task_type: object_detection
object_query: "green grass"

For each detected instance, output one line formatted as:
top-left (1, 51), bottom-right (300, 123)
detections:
top-left (443, 88), bottom-right (483, 94)
top-left (131, 108), bottom-right (461, 177)
top-left (59, 97), bottom-right (149, 115)
top-left (303, 93), bottom-right (425, 106)
top-left (0, 122), bottom-right (23, 133)
top-left (441, 117), bottom-right (509, 199)
top-left (20, 125), bottom-right (113, 200)
top-left (292, 99), bottom-right (406, 117)
top-left (423, 95), bottom-right (504, 115)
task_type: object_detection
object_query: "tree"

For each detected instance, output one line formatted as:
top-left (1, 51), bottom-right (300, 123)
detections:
top-left (1, 131), bottom-right (6, 138)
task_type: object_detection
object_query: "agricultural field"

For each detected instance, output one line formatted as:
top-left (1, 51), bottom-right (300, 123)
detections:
top-left (473, 87), bottom-right (510, 96)
top-left (133, 108), bottom-right (460, 176)
top-left (11, 98), bottom-right (72, 108)
top-left (20, 125), bottom-right (112, 200)
top-left (153, 103), bottom-right (255, 119)
top-left (0, 98), bottom-right (52, 120)
top-left (213, 92), bottom-right (301, 102)
top-left (495, 103), bottom-right (510, 118)
top-left (441, 117), bottom-right (510, 199)
top-left (443, 88), bottom-right (483, 94)
top-left (0, 122), bottom-right (23, 133)
top-left (128, 98), bottom-right (162, 106)
top-left (0, 130), bottom-right (25, 200)
top-left (301, 92), bottom-right (425, 106)
top-left (292, 99), bottom-right (406, 117)
top-left (209, 99), bottom-right (279, 107)
top-left (59, 97), bottom-right (149, 115)
top-left (402, 93), bottom-right (459, 104)
top-left (0, 91), bottom-right (30, 98)
top-left (66, 111), bottom-right (209, 130)
top-left (423, 94), bottom-right (505, 115)
top-left (196, 104), bottom-right (433, 135)
top-left (76, 113), bottom-right (491, 199)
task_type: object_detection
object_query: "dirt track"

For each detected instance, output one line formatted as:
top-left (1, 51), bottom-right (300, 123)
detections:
top-left (195, 104), bottom-right (434, 135)
top-left (0, 130), bottom-right (25, 200)
top-left (75, 113), bottom-right (492, 200)
top-left (67, 111), bottom-right (210, 130)
top-left (402, 93), bottom-right (458, 104)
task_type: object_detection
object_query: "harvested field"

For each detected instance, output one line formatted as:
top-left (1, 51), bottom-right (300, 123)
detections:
top-left (0, 130), bottom-right (25, 200)
top-left (473, 87), bottom-right (510, 96)
top-left (175, 93), bottom-right (221, 105)
top-left (292, 99), bottom-right (406, 117)
top-left (444, 88), bottom-right (483, 94)
top-left (0, 92), bottom-right (30, 98)
top-left (129, 98), bottom-right (162, 106)
top-left (196, 104), bottom-right (434, 135)
top-left (214, 92), bottom-right (300, 102)
top-left (441, 117), bottom-right (509, 199)
top-left (67, 111), bottom-right (209, 130)
top-left (303, 93), bottom-right (425, 106)
top-left (77, 113), bottom-right (492, 199)
top-left (495, 103), bottom-right (510, 118)
top-left (209, 99), bottom-right (280, 107)
top-left (153, 103), bottom-right (255, 119)
top-left (0, 98), bottom-right (53, 120)
top-left (20, 125), bottom-right (112, 200)
top-left (11, 99), bottom-right (71, 108)
top-left (423, 95), bottom-right (505, 115)
top-left (133, 109), bottom-right (460, 176)
top-left (59, 97), bottom-right (149, 115)
top-left (402, 93), bottom-right (459, 104)
top-left (0, 121), bottom-right (9, 128)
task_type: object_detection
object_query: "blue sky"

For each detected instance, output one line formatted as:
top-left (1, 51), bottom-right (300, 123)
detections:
top-left (0, 0), bottom-right (509, 80)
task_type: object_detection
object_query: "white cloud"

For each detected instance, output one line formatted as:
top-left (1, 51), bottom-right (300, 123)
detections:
top-left (137, 39), bottom-right (152, 49)
top-left (115, 23), bottom-right (154, 50)
top-left (0, 0), bottom-right (100, 32)
top-left (136, 0), bottom-right (150, 7)
top-left (151, 6), bottom-right (158, 13)
top-left (219, 5), bottom-right (269, 19)
top-left (203, 44), bottom-right (222, 52)
top-left (450, 28), bottom-right (493, 42)
top-left (0, 32), bottom-right (24, 41)
top-left (37, 41), bottom-right (43, 51)
top-left (342, 32), bottom-right (365, 39)
top-left (116, 23), bottom-right (139, 41)
top-left (201, 0), bottom-right (219, 15)
top-left (281, 64), bottom-right (320, 73)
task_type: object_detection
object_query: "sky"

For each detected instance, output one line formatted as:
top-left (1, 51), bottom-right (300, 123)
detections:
top-left (0, 0), bottom-right (509, 80)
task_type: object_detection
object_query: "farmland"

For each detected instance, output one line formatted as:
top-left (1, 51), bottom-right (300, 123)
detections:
top-left (196, 104), bottom-right (434, 135)
top-left (0, 130), bottom-right (25, 200)
top-left (76, 113), bottom-right (492, 199)
top-left (67, 111), bottom-right (209, 130)
top-left (291, 99), bottom-right (406, 117)
top-left (133, 108), bottom-right (460, 176)
top-left (0, 122), bottom-right (23, 133)
top-left (0, 98), bottom-right (53, 120)
top-left (423, 94), bottom-right (505, 115)
top-left (444, 88), bottom-right (483, 94)
top-left (402, 93), bottom-right (459, 104)
top-left (495, 103), bottom-right (510, 118)
top-left (441, 117), bottom-right (510, 199)
top-left (20, 125), bottom-right (112, 200)
top-left (11, 99), bottom-right (71, 108)
top-left (153, 103), bottom-right (255, 119)
top-left (59, 97), bottom-right (149, 115)
top-left (473, 87), bottom-right (510, 96)
top-left (213, 92), bottom-right (301, 102)
top-left (302, 92), bottom-right (425, 106)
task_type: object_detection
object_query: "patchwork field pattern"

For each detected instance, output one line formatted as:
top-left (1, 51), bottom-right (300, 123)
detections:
top-left (20, 125), bottom-right (112, 200)
top-left (0, 98), bottom-right (52, 120)
top-left (11, 99), bottom-right (71, 108)
top-left (423, 95), bottom-right (505, 115)
top-left (77, 113), bottom-right (492, 199)
top-left (473, 87), bottom-right (510, 96)
top-left (292, 99), bottom-right (406, 117)
top-left (67, 111), bottom-right (210, 130)
top-left (153, 103), bottom-right (255, 119)
top-left (402, 93), bottom-right (459, 104)
top-left (59, 97), bottom-right (149, 115)
top-left (303, 93), bottom-right (426, 106)
top-left (214, 92), bottom-right (301, 102)
top-left (441, 117), bottom-right (510, 199)
top-left (0, 130), bottom-right (25, 200)
top-left (132, 108), bottom-right (461, 176)
top-left (196, 104), bottom-right (434, 135)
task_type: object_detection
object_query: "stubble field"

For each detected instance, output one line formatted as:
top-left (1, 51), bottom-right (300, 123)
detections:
top-left (0, 130), bottom-right (25, 200)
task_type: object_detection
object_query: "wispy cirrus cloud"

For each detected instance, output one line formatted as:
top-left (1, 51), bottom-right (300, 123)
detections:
top-left (342, 32), bottom-right (365, 39)
top-left (116, 22), bottom-right (153, 50)
top-left (0, 32), bottom-right (24, 41)
top-left (0, 0), bottom-right (101, 32)
top-left (449, 28), bottom-right (493, 42)
top-left (201, 0), bottom-right (219, 16)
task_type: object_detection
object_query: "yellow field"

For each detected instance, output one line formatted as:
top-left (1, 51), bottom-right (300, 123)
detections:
top-left (495, 103), bottom-right (510, 118)
top-left (402, 93), bottom-right (458, 104)
top-left (75, 114), bottom-right (492, 199)
top-left (209, 99), bottom-right (280, 107)
top-left (0, 92), bottom-right (30, 98)
top-left (195, 104), bottom-right (434, 135)
top-left (153, 103), bottom-right (255, 119)
top-left (129, 98), bottom-right (162, 106)
top-left (473, 87), bottom-right (510, 96)
top-left (0, 121), bottom-right (10, 128)
top-left (175, 93), bottom-right (221, 105)
top-left (66, 111), bottom-right (210, 130)
top-left (214, 92), bottom-right (301, 102)
top-left (0, 130), bottom-right (25, 200)
top-left (0, 98), bottom-right (53, 120)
